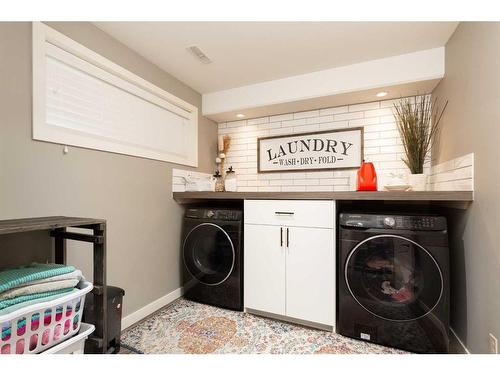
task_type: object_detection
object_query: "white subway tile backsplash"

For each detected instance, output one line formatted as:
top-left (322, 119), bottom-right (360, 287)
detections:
top-left (348, 117), bottom-right (380, 127)
top-left (246, 180), bottom-right (269, 187)
top-left (258, 186), bottom-right (282, 192)
top-left (306, 115), bottom-right (334, 124)
top-left (364, 147), bottom-right (380, 155)
top-left (379, 99), bottom-right (399, 108)
top-left (333, 185), bottom-right (351, 192)
top-left (293, 124), bottom-right (320, 133)
top-left (306, 185), bottom-right (334, 192)
top-left (380, 145), bottom-right (405, 154)
top-left (269, 113), bottom-right (294, 122)
top-left (363, 132), bottom-right (380, 140)
top-left (270, 179), bottom-right (293, 186)
top-left (333, 111), bottom-right (364, 121)
top-left (280, 172), bottom-right (306, 179)
top-left (293, 110), bottom-right (320, 119)
top-left (306, 171), bottom-right (335, 179)
top-left (258, 122), bottom-right (282, 130)
top-left (364, 123), bottom-right (397, 133)
top-left (269, 127), bottom-right (294, 136)
top-left (320, 178), bottom-right (349, 185)
top-left (363, 108), bottom-right (394, 118)
top-left (334, 170), bottom-right (355, 178)
top-left (427, 153), bottom-right (474, 191)
top-left (349, 102), bottom-right (380, 112)
top-left (319, 121), bottom-right (349, 130)
top-left (226, 120), bottom-right (247, 128)
top-left (258, 173), bottom-right (283, 180)
top-left (293, 179), bottom-right (319, 186)
top-left (281, 186), bottom-right (307, 192)
top-left (364, 138), bottom-right (398, 148)
top-left (368, 153), bottom-right (399, 162)
top-left (379, 115), bottom-right (397, 123)
top-left (281, 118), bottom-right (307, 127)
top-left (228, 143), bottom-right (249, 151)
top-left (319, 106), bottom-right (348, 116)
top-left (247, 117), bottom-right (269, 126)
top-left (214, 98), bottom-right (471, 193)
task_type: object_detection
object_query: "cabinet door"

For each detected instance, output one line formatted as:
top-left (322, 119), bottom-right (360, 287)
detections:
top-left (244, 224), bottom-right (286, 315)
top-left (286, 226), bottom-right (335, 326)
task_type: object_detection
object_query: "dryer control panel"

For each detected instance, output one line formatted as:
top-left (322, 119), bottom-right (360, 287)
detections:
top-left (185, 208), bottom-right (242, 221)
top-left (339, 213), bottom-right (447, 231)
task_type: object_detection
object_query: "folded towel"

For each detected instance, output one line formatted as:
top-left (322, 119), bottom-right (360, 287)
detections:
top-left (0, 288), bottom-right (75, 311)
top-left (0, 279), bottom-right (80, 300)
top-left (15, 269), bottom-right (82, 288)
top-left (0, 263), bottom-right (75, 294)
top-left (0, 289), bottom-right (76, 316)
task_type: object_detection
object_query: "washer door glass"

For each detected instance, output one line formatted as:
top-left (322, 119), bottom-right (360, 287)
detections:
top-left (183, 223), bottom-right (235, 286)
top-left (345, 234), bottom-right (443, 321)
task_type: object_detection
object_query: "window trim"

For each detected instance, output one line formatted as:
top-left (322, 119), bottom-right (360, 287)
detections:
top-left (32, 22), bottom-right (198, 166)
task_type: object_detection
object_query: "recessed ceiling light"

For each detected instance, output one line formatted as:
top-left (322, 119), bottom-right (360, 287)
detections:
top-left (236, 113), bottom-right (245, 118)
top-left (376, 91), bottom-right (388, 97)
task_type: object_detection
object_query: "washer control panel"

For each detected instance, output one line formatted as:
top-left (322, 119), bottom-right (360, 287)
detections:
top-left (186, 208), bottom-right (242, 221)
top-left (340, 213), bottom-right (446, 231)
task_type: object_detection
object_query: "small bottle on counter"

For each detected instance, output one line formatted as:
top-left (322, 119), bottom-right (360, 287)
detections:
top-left (224, 166), bottom-right (237, 192)
top-left (213, 170), bottom-right (224, 192)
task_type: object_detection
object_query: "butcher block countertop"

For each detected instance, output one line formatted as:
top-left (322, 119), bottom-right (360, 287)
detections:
top-left (173, 191), bottom-right (473, 205)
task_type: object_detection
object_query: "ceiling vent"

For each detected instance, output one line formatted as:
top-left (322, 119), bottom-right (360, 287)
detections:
top-left (187, 46), bottom-right (212, 64)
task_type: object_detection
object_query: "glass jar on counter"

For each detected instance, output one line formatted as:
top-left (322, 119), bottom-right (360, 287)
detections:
top-left (224, 166), bottom-right (237, 192)
top-left (213, 170), bottom-right (224, 192)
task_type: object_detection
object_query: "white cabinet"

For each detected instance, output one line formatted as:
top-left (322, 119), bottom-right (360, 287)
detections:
top-left (244, 224), bottom-right (286, 315)
top-left (244, 200), bottom-right (335, 328)
top-left (286, 226), bottom-right (334, 325)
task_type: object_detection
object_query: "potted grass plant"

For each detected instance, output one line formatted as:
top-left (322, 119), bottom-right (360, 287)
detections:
top-left (393, 95), bottom-right (448, 191)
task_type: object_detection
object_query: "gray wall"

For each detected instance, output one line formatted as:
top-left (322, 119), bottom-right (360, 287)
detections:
top-left (432, 22), bottom-right (500, 353)
top-left (0, 22), bottom-right (218, 317)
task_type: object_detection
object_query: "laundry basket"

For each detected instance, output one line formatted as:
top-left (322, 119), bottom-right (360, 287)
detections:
top-left (41, 323), bottom-right (95, 354)
top-left (0, 280), bottom-right (93, 354)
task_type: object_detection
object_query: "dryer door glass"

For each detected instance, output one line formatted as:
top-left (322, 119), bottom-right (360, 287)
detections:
top-left (345, 234), bottom-right (443, 321)
top-left (183, 223), bottom-right (235, 286)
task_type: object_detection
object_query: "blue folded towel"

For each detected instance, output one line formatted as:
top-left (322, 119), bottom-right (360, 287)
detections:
top-left (0, 263), bottom-right (75, 294)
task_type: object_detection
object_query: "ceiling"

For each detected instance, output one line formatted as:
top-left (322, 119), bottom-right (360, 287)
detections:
top-left (94, 22), bottom-right (458, 94)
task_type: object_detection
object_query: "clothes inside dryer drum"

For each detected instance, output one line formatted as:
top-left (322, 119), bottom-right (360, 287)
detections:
top-left (345, 235), bottom-right (443, 322)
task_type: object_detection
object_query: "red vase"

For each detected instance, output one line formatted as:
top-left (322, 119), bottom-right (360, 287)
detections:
top-left (357, 161), bottom-right (378, 191)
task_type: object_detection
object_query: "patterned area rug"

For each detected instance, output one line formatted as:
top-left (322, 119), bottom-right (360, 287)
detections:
top-left (121, 298), bottom-right (406, 354)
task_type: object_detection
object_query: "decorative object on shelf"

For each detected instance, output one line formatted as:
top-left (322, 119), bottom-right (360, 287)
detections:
top-left (384, 172), bottom-right (412, 191)
top-left (356, 160), bottom-right (378, 191)
top-left (184, 174), bottom-right (216, 192)
top-left (216, 135), bottom-right (231, 177)
top-left (224, 166), bottom-right (237, 192)
top-left (384, 185), bottom-right (412, 192)
top-left (393, 95), bottom-right (448, 191)
top-left (213, 170), bottom-right (224, 192)
top-left (257, 128), bottom-right (363, 173)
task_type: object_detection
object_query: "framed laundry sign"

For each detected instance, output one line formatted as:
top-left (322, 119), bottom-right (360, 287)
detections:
top-left (257, 127), bottom-right (364, 173)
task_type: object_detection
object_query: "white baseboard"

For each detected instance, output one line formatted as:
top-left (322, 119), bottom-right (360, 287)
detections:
top-left (450, 327), bottom-right (470, 354)
top-left (121, 287), bottom-right (184, 330)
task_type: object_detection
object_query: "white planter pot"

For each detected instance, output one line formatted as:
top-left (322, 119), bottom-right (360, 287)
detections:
top-left (408, 173), bottom-right (427, 191)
